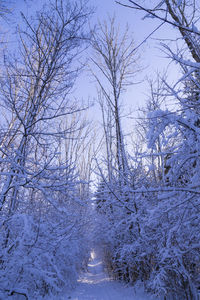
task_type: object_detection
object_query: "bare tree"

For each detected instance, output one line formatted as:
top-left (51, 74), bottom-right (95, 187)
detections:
top-left (0, 0), bottom-right (92, 213)
top-left (90, 16), bottom-right (139, 182)
top-left (117, 0), bottom-right (200, 61)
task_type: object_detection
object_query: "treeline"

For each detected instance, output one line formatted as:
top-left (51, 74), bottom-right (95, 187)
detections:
top-left (93, 1), bottom-right (200, 299)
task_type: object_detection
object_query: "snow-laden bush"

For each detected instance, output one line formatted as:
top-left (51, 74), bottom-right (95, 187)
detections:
top-left (0, 208), bottom-right (90, 299)
top-left (95, 160), bottom-right (200, 299)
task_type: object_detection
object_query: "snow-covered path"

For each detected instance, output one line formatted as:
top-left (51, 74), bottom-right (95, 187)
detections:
top-left (67, 251), bottom-right (157, 300)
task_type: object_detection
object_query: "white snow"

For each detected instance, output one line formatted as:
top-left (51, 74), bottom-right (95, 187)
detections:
top-left (64, 251), bottom-right (159, 300)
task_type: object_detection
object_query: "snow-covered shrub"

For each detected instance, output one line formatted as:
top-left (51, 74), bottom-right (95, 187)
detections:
top-left (0, 199), bottom-right (91, 299)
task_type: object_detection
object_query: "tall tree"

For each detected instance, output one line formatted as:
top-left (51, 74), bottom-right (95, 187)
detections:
top-left (115, 1), bottom-right (200, 298)
top-left (91, 16), bottom-right (146, 287)
top-left (0, 1), bottom-right (93, 298)
top-left (90, 16), bottom-right (139, 182)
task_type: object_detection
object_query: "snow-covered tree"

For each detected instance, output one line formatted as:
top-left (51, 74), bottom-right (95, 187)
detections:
top-left (114, 0), bottom-right (200, 298)
top-left (0, 1), bottom-right (93, 298)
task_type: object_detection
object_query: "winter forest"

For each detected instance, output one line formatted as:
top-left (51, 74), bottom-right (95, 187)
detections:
top-left (0, 0), bottom-right (200, 299)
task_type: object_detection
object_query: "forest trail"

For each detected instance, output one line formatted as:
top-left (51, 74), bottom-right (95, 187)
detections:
top-left (66, 251), bottom-right (157, 300)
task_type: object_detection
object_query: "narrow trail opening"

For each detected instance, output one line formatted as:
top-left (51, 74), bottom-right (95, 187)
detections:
top-left (66, 250), bottom-right (157, 300)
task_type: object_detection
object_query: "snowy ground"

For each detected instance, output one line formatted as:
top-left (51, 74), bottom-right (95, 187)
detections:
top-left (0, 251), bottom-right (160, 300)
top-left (65, 251), bottom-right (159, 300)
